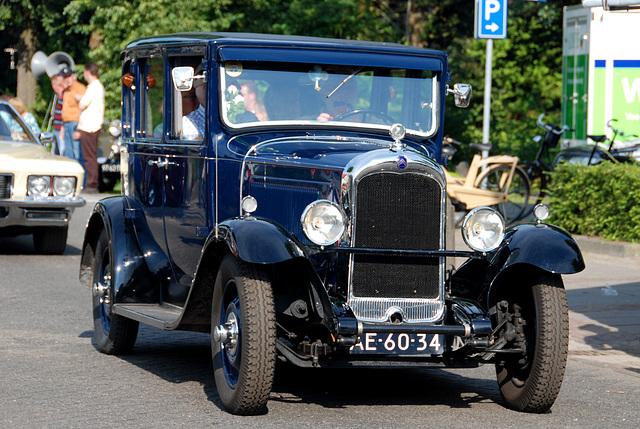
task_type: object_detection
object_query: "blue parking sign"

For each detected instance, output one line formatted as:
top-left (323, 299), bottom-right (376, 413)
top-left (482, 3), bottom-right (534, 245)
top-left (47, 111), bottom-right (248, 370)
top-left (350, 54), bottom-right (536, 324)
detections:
top-left (475, 0), bottom-right (508, 39)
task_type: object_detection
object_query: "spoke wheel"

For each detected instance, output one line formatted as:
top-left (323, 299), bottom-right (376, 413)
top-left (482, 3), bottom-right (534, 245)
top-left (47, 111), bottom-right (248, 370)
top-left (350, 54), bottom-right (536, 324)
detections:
top-left (92, 230), bottom-right (138, 354)
top-left (478, 165), bottom-right (530, 225)
top-left (494, 273), bottom-right (568, 413)
top-left (211, 254), bottom-right (275, 415)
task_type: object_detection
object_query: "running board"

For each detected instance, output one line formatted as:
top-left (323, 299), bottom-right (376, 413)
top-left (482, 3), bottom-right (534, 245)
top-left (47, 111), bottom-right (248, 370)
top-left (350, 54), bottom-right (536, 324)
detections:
top-left (113, 303), bottom-right (183, 330)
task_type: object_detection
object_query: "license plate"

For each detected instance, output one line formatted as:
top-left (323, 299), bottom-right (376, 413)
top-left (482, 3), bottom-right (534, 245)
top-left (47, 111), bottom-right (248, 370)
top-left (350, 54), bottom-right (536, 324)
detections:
top-left (101, 164), bottom-right (120, 173)
top-left (350, 332), bottom-right (443, 355)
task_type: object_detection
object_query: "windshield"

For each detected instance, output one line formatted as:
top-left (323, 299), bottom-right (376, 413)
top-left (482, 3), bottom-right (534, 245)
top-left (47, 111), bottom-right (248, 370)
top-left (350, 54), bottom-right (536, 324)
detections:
top-left (0, 104), bottom-right (37, 144)
top-left (220, 61), bottom-right (438, 137)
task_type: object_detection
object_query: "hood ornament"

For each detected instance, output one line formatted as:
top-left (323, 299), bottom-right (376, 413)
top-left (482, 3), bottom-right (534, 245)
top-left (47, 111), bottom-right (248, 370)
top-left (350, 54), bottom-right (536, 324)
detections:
top-left (389, 123), bottom-right (406, 151)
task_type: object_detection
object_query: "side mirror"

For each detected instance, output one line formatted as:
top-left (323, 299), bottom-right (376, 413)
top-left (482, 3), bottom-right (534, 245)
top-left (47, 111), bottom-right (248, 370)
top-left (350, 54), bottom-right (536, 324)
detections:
top-left (39, 132), bottom-right (55, 152)
top-left (448, 83), bottom-right (472, 108)
top-left (172, 66), bottom-right (195, 91)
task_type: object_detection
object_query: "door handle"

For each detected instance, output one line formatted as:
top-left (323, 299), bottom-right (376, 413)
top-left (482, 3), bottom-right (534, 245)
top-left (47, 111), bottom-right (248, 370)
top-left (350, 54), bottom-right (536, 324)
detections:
top-left (148, 158), bottom-right (178, 168)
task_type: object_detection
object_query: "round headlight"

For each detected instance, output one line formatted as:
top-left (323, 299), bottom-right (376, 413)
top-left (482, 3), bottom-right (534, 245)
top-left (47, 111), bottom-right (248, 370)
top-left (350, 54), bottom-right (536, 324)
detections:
top-left (53, 176), bottom-right (76, 196)
top-left (27, 175), bottom-right (50, 197)
top-left (301, 200), bottom-right (346, 246)
top-left (461, 207), bottom-right (505, 252)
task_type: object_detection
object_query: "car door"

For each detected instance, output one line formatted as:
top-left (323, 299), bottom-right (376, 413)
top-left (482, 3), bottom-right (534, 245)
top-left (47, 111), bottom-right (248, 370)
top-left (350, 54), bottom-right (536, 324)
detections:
top-left (161, 51), bottom-right (209, 304)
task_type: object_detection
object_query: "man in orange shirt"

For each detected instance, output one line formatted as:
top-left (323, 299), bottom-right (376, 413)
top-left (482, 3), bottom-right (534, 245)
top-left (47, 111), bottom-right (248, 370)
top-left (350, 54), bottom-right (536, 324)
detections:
top-left (60, 67), bottom-right (86, 168)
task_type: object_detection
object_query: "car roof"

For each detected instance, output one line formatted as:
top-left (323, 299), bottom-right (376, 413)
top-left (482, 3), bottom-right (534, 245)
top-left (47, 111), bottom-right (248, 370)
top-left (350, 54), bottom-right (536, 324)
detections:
top-left (124, 32), bottom-right (447, 61)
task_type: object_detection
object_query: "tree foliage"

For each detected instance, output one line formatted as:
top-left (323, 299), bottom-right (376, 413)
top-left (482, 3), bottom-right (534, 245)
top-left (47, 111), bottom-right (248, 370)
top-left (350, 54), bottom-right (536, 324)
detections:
top-left (0, 0), bottom-right (573, 161)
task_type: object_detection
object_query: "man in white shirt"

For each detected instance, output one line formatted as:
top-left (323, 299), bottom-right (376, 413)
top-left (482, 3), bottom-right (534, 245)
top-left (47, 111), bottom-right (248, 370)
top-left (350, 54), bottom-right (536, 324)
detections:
top-left (182, 68), bottom-right (205, 140)
top-left (74, 62), bottom-right (105, 193)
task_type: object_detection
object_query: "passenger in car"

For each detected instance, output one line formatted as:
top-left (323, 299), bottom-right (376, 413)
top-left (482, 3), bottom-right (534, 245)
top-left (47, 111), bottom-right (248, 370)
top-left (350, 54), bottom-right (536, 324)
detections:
top-left (240, 81), bottom-right (268, 121)
top-left (182, 69), bottom-right (205, 140)
top-left (264, 84), bottom-right (332, 122)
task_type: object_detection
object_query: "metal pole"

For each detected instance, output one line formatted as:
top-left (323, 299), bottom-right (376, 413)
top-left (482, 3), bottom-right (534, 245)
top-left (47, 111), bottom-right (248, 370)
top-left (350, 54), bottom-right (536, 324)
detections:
top-left (482, 38), bottom-right (493, 159)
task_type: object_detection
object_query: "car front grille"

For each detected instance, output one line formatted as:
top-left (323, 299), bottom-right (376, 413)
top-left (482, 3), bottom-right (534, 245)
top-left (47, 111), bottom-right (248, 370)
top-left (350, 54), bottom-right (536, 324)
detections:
top-left (0, 174), bottom-right (12, 199)
top-left (349, 171), bottom-right (444, 323)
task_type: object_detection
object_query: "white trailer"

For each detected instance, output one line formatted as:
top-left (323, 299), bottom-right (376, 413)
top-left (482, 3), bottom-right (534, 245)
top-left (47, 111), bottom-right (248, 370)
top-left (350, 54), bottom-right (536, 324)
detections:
top-left (562, 5), bottom-right (640, 147)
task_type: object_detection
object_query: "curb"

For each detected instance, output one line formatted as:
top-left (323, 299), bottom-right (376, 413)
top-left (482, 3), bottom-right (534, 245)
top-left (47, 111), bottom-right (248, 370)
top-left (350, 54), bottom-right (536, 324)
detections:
top-left (574, 235), bottom-right (640, 258)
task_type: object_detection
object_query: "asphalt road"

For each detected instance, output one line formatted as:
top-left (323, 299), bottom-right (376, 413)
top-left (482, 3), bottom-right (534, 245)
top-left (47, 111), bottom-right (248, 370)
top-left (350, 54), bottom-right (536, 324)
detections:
top-left (1, 195), bottom-right (640, 428)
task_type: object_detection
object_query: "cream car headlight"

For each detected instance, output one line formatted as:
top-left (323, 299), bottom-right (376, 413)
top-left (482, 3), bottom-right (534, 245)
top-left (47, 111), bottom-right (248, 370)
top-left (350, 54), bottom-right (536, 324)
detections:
top-left (53, 176), bottom-right (77, 197)
top-left (27, 175), bottom-right (51, 197)
top-left (301, 200), bottom-right (346, 246)
top-left (461, 207), bottom-right (505, 252)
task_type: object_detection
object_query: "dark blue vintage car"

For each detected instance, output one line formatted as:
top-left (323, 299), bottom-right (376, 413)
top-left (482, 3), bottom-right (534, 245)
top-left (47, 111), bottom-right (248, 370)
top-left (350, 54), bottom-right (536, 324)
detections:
top-left (79, 33), bottom-right (584, 415)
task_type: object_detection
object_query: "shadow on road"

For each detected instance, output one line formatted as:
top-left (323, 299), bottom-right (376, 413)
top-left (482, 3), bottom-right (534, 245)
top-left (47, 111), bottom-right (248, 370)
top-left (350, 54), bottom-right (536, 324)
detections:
top-left (82, 325), bottom-right (502, 413)
top-left (0, 235), bottom-right (81, 255)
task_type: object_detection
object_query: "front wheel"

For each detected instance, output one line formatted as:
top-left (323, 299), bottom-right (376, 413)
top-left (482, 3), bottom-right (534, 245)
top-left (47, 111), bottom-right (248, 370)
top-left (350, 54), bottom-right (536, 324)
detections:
top-left (211, 254), bottom-right (276, 415)
top-left (33, 226), bottom-right (68, 254)
top-left (92, 230), bottom-right (139, 354)
top-left (493, 273), bottom-right (568, 413)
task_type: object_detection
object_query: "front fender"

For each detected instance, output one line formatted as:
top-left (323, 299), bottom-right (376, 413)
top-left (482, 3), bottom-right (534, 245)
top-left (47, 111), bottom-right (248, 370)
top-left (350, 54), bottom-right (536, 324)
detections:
top-left (491, 223), bottom-right (585, 274)
top-left (217, 217), bottom-right (306, 264)
top-left (79, 196), bottom-right (157, 304)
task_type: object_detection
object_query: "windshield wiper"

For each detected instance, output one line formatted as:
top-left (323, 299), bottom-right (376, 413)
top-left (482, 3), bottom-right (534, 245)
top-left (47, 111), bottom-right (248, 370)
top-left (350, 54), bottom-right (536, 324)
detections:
top-left (326, 66), bottom-right (363, 99)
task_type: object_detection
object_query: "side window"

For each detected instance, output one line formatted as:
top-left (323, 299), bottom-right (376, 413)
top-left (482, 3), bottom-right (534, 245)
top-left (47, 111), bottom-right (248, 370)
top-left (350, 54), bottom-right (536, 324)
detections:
top-left (121, 59), bottom-right (135, 139)
top-left (170, 56), bottom-right (205, 140)
top-left (141, 57), bottom-right (164, 139)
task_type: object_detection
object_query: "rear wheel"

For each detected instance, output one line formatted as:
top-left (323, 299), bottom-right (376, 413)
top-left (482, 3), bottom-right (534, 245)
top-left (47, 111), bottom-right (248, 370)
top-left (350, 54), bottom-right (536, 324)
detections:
top-left (493, 273), bottom-right (568, 413)
top-left (211, 254), bottom-right (276, 415)
top-left (92, 230), bottom-right (139, 354)
top-left (478, 164), bottom-right (530, 225)
top-left (33, 226), bottom-right (68, 254)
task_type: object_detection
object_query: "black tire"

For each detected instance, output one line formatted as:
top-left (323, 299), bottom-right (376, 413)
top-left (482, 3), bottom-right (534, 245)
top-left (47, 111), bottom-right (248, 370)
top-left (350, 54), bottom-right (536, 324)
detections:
top-left (33, 226), bottom-right (68, 255)
top-left (211, 254), bottom-right (276, 415)
top-left (477, 164), bottom-right (530, 225)
top-left (494, 273), bottom-right (568, 413)
top-left (92, 230), bottom-right (139, 354)
top-left (520, 163), bottom-right (548, 218)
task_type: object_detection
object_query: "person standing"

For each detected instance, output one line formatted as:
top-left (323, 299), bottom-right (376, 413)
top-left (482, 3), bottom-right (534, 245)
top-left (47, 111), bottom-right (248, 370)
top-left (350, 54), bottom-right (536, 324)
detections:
top-left (60, 67), bottom-right (86, 165)
top-left (50, 75), bottom-right (65, 155)
top-left (74, 62), bottom-right (105, 194)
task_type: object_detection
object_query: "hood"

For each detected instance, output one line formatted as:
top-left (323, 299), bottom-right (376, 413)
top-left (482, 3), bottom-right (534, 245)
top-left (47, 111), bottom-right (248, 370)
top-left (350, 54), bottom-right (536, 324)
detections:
top-left (239, 134), bottom-right (437, 169)
top-left (0, 141), bottom-right (85, 175)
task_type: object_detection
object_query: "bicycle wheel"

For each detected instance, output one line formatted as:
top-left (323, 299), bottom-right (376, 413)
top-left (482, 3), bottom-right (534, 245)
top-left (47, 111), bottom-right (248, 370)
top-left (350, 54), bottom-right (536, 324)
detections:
top-left (477, 164), bottom-right (530, 225)
top-left (520, 162), bottom-right (548, 218)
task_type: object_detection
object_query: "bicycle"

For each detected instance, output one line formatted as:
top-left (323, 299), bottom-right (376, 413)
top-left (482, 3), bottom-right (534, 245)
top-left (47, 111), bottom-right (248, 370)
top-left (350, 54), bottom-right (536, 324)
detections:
top-left (556, 119), bottom-right (640, 166)
top-left (519, 114), bottom-right (571, 216)
top-left (443, 137), bottom-right (530, 226)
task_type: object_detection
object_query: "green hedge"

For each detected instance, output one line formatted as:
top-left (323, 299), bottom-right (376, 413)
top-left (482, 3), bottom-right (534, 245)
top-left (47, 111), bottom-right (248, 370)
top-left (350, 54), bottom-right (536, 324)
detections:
top-left (549, 163), bottom-right (640, 242)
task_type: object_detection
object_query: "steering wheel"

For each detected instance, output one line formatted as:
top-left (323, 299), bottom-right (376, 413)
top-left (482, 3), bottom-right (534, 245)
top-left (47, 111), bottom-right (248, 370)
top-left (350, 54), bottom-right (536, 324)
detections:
top-left (334, 109), bottom-right (395, 125)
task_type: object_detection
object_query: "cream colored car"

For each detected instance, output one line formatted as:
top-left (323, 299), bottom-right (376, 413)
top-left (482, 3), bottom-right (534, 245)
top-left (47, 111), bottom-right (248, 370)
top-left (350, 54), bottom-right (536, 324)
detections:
top-left (0, 100), bottom-right (85, 254)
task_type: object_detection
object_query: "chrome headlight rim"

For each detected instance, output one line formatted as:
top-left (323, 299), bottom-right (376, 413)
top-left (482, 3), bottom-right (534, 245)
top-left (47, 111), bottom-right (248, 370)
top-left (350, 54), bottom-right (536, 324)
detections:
top-left (27, 175), bottom-right (51, 197)
top-left (53, 176), bottom-right (77, 197)
top-left (300, 200), bottom-right (346, 246)
top-left (461, 206), bottom-right (505, 252)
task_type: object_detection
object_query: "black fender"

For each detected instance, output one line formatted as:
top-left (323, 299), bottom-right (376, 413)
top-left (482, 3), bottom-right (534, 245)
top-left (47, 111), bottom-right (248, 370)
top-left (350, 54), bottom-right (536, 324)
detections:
top-left (200, 217), bottom-right (338, 334)
top-left (79, 196), bottom-right (160, 304)
top-left (216, 217), bottom-right (306, 264)
top-left (485, 223), bottom-right (584, 312)
top-left (451, 223), bottom-right (584, 310)
top-left (491, 223), bottom-right (585, 275)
